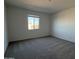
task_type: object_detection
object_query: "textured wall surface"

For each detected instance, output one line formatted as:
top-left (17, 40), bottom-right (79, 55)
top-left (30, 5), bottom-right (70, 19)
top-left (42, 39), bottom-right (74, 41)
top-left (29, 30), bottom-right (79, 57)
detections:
top-left (51, 8), bottom-right (75, 42)
top-left (7, 6), bottom-right (51, 42)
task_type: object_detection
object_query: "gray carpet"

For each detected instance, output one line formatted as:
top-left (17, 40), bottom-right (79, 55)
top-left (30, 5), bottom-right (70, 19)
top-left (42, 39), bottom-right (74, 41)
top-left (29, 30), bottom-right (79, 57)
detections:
top-left (5, 37), bottom-right (75, 59)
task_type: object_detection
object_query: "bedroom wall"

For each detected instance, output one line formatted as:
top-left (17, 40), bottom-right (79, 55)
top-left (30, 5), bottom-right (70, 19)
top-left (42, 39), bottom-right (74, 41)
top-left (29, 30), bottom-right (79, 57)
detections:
top-left (7, 5), bottom-right (51, 42)
top-left (4, 5), bottom-right (8, 53)
top-left (51, 8), bottom-right (75, 42)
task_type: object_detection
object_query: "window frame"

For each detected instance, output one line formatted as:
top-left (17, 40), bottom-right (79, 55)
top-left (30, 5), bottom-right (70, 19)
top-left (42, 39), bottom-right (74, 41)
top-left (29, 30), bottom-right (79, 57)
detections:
top-left (27, 15), bottom-right (40, 30)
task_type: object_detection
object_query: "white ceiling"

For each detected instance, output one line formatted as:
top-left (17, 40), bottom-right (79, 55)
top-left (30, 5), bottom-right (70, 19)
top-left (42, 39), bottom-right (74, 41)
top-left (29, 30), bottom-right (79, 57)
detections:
top-left (5, 0), bottom-right (75, 13)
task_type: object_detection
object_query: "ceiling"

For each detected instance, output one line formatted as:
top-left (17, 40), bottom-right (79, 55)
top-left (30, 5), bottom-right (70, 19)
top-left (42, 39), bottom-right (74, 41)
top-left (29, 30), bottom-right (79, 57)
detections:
top-left (5, 0), bottom-right (75, 13)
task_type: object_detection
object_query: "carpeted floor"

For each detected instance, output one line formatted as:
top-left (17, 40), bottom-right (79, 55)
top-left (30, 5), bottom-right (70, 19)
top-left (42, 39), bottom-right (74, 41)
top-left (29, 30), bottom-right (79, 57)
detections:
top-left (5, 36), bottom-right (75, 59)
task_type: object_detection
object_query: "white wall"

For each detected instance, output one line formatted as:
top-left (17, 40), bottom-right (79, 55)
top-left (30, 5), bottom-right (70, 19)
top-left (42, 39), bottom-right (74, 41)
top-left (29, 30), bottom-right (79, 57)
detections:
top-left (7, 5), bottom-right (74, 42)
top-left (7, 6), bottom-right (51, 42)
top-left (4, 5), bottom-right (8, 53)
top-left (51, 8), bottom-right (75, 42)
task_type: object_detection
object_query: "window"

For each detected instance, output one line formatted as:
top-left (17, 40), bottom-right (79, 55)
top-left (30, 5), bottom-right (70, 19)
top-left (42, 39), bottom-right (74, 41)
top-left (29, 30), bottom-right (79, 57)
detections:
top-left (28, 15), bottom-right (40, 30)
